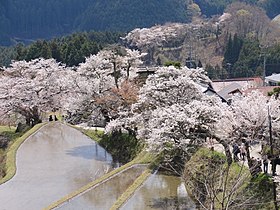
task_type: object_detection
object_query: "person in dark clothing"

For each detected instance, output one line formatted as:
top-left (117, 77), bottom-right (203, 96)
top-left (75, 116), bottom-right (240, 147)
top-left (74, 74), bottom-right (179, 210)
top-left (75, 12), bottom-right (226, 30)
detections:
top-left (271, 157), bottom-right (277, 176)
top-left (49, 115), bottom-right (53, 121)
top-left (262, 154), bottom-right (268, 173)
top-left (250, 157), bottom-right (262, 177)
top-left (233, 143), bottom-right (240, 161)
top-left (271, 156), bottom-right (280, 176)
top-left (240, 143), bottom-right (246, 161)
top-left (54, 115), bottom-right (58, 121)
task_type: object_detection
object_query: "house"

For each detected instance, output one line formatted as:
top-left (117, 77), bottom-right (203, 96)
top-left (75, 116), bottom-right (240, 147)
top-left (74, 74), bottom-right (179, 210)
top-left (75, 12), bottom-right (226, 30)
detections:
top-left (201, 85), bottom-right (227, 102)
top-left (212, 77), bottom-right (263, 92)
top-left (217, 83), bottom-right (243, 101)
top-left (244, 86), bottom-right (280, 96)
top-left (265, 74), bottom-right (280, 86)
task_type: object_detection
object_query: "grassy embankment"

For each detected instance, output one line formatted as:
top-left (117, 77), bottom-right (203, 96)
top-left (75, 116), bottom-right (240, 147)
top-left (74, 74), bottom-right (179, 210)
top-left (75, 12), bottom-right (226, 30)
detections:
top-left (82, 129), bottom-right (145, 164)
top-left (0, 123), bottom-right (46, 185)
top-left (184, 148), bottom-right (275, 210)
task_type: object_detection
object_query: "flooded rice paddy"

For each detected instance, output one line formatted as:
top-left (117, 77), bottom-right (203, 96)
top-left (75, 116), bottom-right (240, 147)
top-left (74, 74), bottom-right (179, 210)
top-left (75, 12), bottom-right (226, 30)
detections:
top-left (0, 123), bottom-right (113, 210)
top-left (57, 165), bottom-right (147, 210)
top-left (121, 173), bottom-right (196, 210)
top-left (0, 122), bottom-right (196, 210)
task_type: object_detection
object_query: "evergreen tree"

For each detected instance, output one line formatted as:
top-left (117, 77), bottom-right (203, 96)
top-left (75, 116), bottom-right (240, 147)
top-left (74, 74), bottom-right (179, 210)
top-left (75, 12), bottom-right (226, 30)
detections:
top-left (231, 34), bottom-right (243, 64)
top-left (223, 34), bottom-right (233, 66)
top-left (223, 34), bottom-right (243, 67)
top-left (197, 60), bottom-right (203, 68)
top-left (266, 44), bottom-right (280, 75)
top-left (233, 38), bottom-right (260, 78)
top-left (15, 43), bottom-right (27, 61)
top-left (50, 40), bottom-right (62, 62)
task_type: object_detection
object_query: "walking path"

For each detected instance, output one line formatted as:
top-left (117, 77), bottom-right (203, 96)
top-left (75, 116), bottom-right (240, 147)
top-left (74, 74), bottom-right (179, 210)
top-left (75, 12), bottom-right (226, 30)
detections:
top-left (0, 122), bottom-right (113, 210)
top-left (211, 142), bottom-right (280, 175)
top-left (75, 123), bottom-right (104, 131)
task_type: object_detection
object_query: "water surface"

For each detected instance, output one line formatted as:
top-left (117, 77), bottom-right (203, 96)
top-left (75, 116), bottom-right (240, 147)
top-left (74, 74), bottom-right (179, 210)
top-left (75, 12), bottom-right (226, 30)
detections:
top-left (0, 122), bottom-right (113, 210)
top-left (121, 174), bottom-right (197, 210)
top-left (57, 165), bottom-right (147, 210)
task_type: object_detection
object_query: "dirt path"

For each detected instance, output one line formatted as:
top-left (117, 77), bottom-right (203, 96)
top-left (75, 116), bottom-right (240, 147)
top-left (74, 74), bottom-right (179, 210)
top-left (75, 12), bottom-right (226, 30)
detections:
top-left (212, 142), bottom-right (279, 175)
top-left (0, 122), bottom-right (113, 210)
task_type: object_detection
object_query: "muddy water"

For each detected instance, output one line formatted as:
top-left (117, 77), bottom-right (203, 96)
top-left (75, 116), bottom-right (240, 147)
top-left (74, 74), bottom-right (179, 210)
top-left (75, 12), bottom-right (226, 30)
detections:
top-left (57, 165), bottom-right (147, 210)
top-left (121, 174), bottom-right (197, 210)
top-left (0, 123), bottom-right (113, 210)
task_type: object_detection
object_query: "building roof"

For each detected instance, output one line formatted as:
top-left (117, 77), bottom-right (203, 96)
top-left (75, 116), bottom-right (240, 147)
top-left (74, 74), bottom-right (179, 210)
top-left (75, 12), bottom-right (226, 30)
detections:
top-left (243, 86), bottom-right (280, 96)
top-left (217, 82), bottom-right (243, 100)
top-left (212, 77), bottom-right (263, 92)
top-left (265, 74), bottom-right (280, 83)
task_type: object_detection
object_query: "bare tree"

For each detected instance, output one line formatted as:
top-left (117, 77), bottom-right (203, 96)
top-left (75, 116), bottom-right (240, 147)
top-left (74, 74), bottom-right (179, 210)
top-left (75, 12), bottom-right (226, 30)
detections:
top-left (224, 2), bottom-right (280, 44)
top-left (183, 148), bottom-right (274, 210)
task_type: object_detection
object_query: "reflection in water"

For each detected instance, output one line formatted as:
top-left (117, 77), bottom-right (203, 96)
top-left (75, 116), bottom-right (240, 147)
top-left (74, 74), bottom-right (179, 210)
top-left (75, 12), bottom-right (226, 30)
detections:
top-left (66, 144), bottom-right (111, 161)
top-left (57, 165), bottom-right (147, 210)
top-left (0, 123), bottom-right (114, 210)
top-left (121, 174), bottom-right (196, 210)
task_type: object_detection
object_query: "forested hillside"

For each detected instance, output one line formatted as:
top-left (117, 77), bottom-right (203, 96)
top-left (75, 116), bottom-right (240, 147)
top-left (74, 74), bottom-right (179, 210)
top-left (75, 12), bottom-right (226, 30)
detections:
top-left (0, 31), bottom-right (123, 67)
top-left (1, 0), bottom-right (280, 46)
top-left (194, 0), bottom-right (280, 18)
top-left (0, 0), bottom-right (190, 46)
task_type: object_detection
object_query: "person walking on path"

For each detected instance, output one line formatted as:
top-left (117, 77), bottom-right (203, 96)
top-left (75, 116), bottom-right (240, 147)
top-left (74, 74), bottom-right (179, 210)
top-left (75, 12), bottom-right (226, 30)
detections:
top-left (240, 143), bottom-right (246, 161)
top-left (262, 154), bottom-right (268, 173)
top-left (233, 143), bottom-right (240, 162)
top-left (250, 157), bottom-right (262, 177)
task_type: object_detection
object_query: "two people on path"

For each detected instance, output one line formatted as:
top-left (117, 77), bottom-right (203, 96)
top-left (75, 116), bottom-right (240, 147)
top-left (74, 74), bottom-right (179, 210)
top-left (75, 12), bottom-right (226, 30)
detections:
top-left (49, 115), bottom-right (58, 122)
top-left (232, 140), bottom-right (249, 162)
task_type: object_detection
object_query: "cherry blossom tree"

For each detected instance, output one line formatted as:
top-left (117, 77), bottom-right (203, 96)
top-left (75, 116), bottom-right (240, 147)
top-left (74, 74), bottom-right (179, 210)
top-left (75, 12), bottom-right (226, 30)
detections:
top-left (63, 47), bottom-right (144, 125)
top-left (213, 91), bottom-right (280, 167)
top-left (0, 58), bottom-right (72, 125)
top-left (105, 66), bottom-right (223, 170)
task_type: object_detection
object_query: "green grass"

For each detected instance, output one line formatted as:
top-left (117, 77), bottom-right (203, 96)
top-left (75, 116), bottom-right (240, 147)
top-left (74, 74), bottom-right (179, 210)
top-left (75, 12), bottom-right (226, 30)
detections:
top-left (0, 123), bottom-right (47, 185)
top-left (0, 126), bottom-right (16, 133)
top-left (81, 128), bottom-right (104, 142)
top-left (0, 126), bottom-right (18, 141)
top-left (184, 147), bottom-right (274, 210)
top-left (0, 126), bottom-right (17, 178)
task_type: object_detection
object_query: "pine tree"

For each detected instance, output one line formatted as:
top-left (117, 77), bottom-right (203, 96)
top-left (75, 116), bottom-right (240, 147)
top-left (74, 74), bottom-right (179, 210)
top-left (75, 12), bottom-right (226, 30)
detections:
top-left (198, 60), bottom-right (203, 68)
top-left (223, 34), bottom-right (233, 66)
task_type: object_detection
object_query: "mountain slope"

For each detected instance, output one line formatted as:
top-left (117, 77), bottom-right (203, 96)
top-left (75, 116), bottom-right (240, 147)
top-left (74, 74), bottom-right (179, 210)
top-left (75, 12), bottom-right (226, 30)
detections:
top-left (0, 0), bottom-right (190, 46)
top-left (74, 0), bottom-right (189, 31)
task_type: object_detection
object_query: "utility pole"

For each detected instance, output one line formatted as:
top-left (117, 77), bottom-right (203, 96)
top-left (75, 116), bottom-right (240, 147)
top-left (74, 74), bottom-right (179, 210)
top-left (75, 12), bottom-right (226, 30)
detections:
top-left (268, 105), bottom-right (273, 157)
top-left (263, 55), bottom-right (267, 86)
top-left (268, 105), bottom-right (278, 209)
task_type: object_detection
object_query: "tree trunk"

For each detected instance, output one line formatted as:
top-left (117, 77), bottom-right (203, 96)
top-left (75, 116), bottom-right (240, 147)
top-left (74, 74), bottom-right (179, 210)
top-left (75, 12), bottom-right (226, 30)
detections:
top-left (113, 61), bottom-right (119, 89)
top-left (217, 138), bottom-right (233, 166)
top-left (126, 63), bottom-right (131, 80)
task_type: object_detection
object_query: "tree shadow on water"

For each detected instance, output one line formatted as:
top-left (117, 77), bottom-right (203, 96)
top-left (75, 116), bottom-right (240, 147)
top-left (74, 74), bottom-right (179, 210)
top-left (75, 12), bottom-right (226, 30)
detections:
top-left (149, 196), bottom-right (194, 210)
top-left (65, 144), bottom-right (112, 161)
